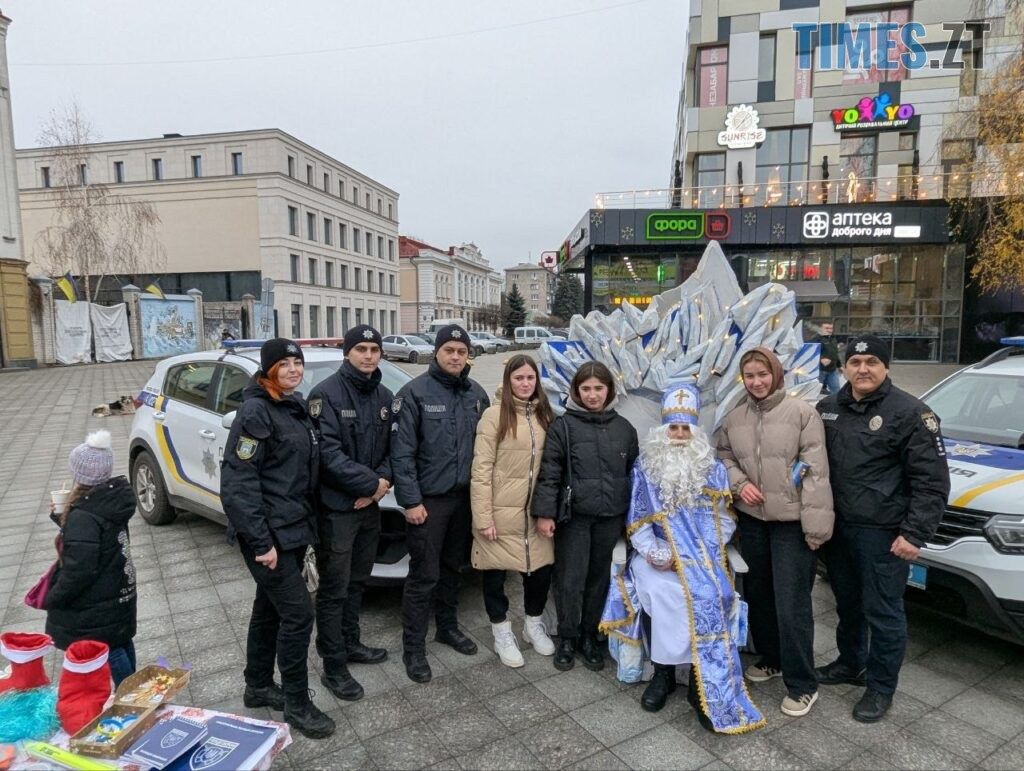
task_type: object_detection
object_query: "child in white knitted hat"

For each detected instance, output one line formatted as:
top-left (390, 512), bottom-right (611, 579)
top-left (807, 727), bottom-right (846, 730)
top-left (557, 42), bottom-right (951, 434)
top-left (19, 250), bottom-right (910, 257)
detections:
top-left (45, 430), bottom-right (139, 686)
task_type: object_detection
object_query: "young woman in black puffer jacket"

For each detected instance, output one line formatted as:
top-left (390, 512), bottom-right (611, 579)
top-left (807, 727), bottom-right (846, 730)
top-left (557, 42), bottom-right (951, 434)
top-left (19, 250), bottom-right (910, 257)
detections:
top-left (45, 429), bottom-right (138, 686)
top-left (531, 361), bottom-right (639, 672)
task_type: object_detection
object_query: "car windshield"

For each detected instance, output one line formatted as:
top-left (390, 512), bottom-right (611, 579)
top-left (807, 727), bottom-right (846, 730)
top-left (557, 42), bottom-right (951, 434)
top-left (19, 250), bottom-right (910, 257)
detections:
top-left (298, 359), bottom-right (411, 397)
top-left (924, 372), bottom-right (1024, 447)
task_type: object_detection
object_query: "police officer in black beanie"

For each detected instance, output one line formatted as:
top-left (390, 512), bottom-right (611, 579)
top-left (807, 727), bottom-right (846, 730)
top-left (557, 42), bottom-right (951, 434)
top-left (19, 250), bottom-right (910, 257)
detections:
top-left (815, 334), bottom-right (949, 723)
top-left (306, 324), bottom-right (394, 702)
top-left (391, 324), bottom-right (489, 682)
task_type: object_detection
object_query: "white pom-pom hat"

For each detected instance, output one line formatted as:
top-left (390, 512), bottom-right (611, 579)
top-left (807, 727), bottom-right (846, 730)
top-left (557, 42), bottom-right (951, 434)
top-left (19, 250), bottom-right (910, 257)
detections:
top-left (68, 429), bottom-right (114, 486)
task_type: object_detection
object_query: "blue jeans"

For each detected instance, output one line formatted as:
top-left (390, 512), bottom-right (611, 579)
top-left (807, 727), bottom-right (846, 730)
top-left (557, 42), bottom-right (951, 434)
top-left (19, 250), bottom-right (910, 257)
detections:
top-left (108, 642), bottom-right (137, 687)
top-left (819, 369), bottom-right (841, 394)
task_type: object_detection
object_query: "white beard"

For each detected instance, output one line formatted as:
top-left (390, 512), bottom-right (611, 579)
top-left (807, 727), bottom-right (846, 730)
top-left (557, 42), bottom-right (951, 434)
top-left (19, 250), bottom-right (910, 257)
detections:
top-left (640, 424), bottom-right (717, 512)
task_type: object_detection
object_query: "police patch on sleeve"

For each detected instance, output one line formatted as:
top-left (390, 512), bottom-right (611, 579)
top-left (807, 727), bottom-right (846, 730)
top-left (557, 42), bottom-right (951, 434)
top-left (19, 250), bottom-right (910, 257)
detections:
top-left (921, 411), bottom-right (939, 434)
top-left (308, 398), bottom-right (323, 419)
top-left (392, 397), bottom-right (402, 414)
top-left (236, 436), bottom-right (259, 460)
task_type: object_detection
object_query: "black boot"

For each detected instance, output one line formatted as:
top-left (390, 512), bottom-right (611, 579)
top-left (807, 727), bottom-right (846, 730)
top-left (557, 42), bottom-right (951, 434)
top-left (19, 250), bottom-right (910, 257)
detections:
top-left (346, 639), bottom-right (388, 664)
top-left (579, 634), bottom-right (605, 671)
top-left (687, 666), bottom-right (715, 732)
top-left (434, 627), bottom-right (478, 655)
top-left (403, 651), bottom-right (432, 683)
top-left (243, 682), bottom-right (284, 711)
top-left (641, 664), bottom-right (677, 712)
top-left (284, 690), bottom-right (336, 739)
top-left (852, 688), bottom-right (893, 723)
top-left (554, 637), bottom-right (576, 671)
top-left (816, 659), bottom-right (866, 686)
top-left (320, 666), bottom-right (364, 701)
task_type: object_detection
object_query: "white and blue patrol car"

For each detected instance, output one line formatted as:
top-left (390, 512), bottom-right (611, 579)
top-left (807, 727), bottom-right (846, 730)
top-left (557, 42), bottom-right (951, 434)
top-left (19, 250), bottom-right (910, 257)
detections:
top-left (913, 337), bottom-right (1024, 644)
top-left (128, 339), bottom-right (413, 583)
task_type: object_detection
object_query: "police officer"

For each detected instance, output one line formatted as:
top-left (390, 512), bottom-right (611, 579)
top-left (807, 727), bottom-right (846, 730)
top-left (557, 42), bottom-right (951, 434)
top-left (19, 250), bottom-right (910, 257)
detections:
top-left (307, 324), bottom-right (392, 702)
top-left (220, 338), bottom-right (335, 740)
top-left (392, 324), bottom-right (490, 683)
top-left (815, 334), bottom-right (950, 723)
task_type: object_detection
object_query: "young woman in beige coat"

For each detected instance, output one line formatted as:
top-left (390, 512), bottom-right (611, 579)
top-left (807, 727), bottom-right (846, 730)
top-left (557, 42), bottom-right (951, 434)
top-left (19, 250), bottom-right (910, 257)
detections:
top-left (716, 347), bottom-right (834, 719)
top-left (471, 355), bottom-right (556, 667)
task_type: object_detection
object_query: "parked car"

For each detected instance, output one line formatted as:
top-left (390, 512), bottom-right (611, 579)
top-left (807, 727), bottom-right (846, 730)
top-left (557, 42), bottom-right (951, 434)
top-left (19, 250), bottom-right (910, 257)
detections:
top-left (415, 331), bottom-right (436, 346)
top-left (382, 334), bottom-right (434, 364)
top-left (128, 340), bottom-right (413, 583)
top-left (908, 336), bottom-right (1024, 644)
top-left (470, 332), bottom-right (512, 355)
top-left (514, 326), bottom-right (566, 347)
top-left (427, 318), bottom-right (466, 334)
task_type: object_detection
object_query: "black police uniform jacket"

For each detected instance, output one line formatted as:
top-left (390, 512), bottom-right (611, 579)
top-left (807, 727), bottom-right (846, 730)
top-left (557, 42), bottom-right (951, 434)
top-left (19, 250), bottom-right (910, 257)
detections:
top-left (220, 378), bottom-right (319, 555)
top-left (391, 361), bottom-right (490, 508)
top-left (817, 377), bottom-right (950, 547)
top-left (531, 406), bottom-right (639, 521)
top-left (46, 476), bottom-right (137, 650)
top-left (308, 361), bottom-right (394, 518)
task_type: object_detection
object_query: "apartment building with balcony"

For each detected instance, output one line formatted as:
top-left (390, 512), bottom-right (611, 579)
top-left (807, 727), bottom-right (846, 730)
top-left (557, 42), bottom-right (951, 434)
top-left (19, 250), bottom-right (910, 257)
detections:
top-left (505, 263), bottom-right (556, 321)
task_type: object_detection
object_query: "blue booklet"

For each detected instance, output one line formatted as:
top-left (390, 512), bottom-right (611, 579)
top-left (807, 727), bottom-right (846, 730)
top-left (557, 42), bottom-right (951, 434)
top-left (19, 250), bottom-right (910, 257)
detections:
top-left (125, 716), bottom-right (207, 770)
top-left (164, 716), bottom-right (277, 771)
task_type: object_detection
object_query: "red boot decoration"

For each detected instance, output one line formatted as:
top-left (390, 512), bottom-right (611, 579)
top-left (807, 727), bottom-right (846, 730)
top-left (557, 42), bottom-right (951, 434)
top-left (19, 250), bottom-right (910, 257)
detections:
top-left (0, 632), bottom-right (53, 695)
top-left (57, 640), bottom-right (111, 735)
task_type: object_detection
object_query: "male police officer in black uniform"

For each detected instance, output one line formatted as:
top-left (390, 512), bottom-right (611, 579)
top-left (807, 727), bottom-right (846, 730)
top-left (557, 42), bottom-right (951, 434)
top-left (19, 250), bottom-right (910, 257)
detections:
top-left (307, 325), bottom-right (394, 701)
top-left (392, 324), bottom-right (489, 683)
top-left (815, 335), bottom-right (950, 723)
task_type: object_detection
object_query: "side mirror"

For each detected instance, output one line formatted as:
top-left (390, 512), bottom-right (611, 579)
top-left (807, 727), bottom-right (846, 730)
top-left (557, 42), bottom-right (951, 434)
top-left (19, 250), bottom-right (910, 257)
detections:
top-left (222, 410), bottom-right (236, 429)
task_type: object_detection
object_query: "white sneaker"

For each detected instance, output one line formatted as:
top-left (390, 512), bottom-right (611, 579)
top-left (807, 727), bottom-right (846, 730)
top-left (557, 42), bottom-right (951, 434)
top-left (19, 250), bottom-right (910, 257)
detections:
top-left (522, 615), bottom-right (556, 656)
top-left (491, 620), bottom-right (524, 668)
top-left (781, 691), bottom-right (819, 717)
top-left (744, 662), bottom-right (782, 683)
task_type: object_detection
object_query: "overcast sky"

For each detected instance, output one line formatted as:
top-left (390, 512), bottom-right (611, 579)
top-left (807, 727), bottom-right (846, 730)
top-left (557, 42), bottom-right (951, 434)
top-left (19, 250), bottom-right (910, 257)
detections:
top-left (5, 0), bottom-right (686, 271)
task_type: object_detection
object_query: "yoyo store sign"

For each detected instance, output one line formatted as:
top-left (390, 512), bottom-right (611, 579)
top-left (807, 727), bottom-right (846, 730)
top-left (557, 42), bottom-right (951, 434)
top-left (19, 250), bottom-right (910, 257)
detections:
top-left (832, 93), bottom-right (916, 131)
top-left (646, 211), bottom-right (731, 240)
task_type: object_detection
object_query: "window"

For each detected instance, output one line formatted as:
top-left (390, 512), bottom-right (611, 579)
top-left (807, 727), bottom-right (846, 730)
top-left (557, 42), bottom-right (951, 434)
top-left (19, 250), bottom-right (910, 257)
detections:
top-left (839, 134), bottom-right (878, 202)
top-left (79, 164), bottom-right (88, 185)
top-left (191, 155), bottom-right (202, 178)
top-left (288, 206), bottom-right (298, 236)
top-left (323, 172), bottom-right (329, 191)
top-left (291, 304), bottom-right (302, 336)
top-left (355, 308), bottom-right (363, 325)
top-left (961, 32), bottom-right (984, 96)
top-left (942, 140), bottom-right (974, 198)
top-left (377, 198), bottom-right (382, 215)
top-left (339, 264), bottom-right (348, 289)
top-left (308, 257), bottom-right (317, 284)
top-left (697, 46), bottom-right (728, 107)
top-left (164, 363), bottom-right (217, 409)
top-left (692, 153), bottom-right (726, 206)
top-left (353, 228), bottom-right (361, 253)
top-left (388, 239), bottom-right (395, 261)
top-left (897, 164), bottom-right (916, 200)
top-left (844, 6), bottom-right (910, 84)
top-left (326, 306), bottom-right (336, 337)
top-left (756, 127), bottom-right (810, 205)
top-left (212, 365), bottom-right (250, 414)
top-left (899, 133), bottom-right (917, 151)
top-left (324, 218), bottom-right (333, 246)
top-left (758, 35), bottom-right (776, 102)
top-left (368, 309), bottom-right (376, 327)
top-left (365, 192), bottom-right (371, 209)
top-left (366, 232), bottom-right (374, 257)
top-left (379, 272), bottom-right (386, 293)
top-left (306, 164), bottom-right (313, 185)
top-left (377, 236), bottom-right (384, 258)
top-left (390, 311), bottom-right (397, 335)
top-left (341, 307), bottom-right (350, 332)
top-left (113, 161), bottom-right (124, 183)
top-left (352, 184), bottom-right (359, 204)
top-left (152, 158), bottom-right (163, 181)
top-left (338, 179), bottom-right (345, 198)
top-left (339, 223), bottom-right (347, 249)
top-left (389, 275), bottom-right (396, 295)
top-left (354, 267), bottom-right (362, 291)
top-left (306, 212), bottom-right (316, 241)
top-left (40, 166), bottom-right (50, 188)
top-left (388, 202), bottom-right (393, 219)
top-left (287, 155), bottom-right (295, 177)
top-left (325, 261), bottom-right (334, 287)
top-left (231, 152), bottom-right (243, 175)
top-left (309, 306), bottom-right (319, 337)
top-left (290, 254), bottom-right (300, 282)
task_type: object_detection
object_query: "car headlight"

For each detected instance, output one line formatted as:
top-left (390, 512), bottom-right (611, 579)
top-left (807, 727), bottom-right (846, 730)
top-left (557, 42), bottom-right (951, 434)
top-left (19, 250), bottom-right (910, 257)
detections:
top-left (983, 514), bottom-right (1024, 554)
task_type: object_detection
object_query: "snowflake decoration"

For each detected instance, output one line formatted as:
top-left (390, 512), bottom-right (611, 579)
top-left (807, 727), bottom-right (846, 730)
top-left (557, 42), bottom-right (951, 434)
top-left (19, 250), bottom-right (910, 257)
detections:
top-left (772, 223), bottom-right (785, 240)
top-left (590, 210), bottom-right (604, 227)
top-left (621, 225), bottom-right (634, 240)
top-left (743, 211), bottom-right (757, 228)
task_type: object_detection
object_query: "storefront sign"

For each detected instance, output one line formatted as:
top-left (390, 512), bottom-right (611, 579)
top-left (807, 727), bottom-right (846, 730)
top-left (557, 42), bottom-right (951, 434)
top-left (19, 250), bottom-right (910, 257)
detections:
top-left (646, 211), bottom-right (731, 240)
top-left (831, 94), bottom-right (915, 131)
top-left (717, 105), bottom-right (767, 149)
top-left (802, 210), bottom-right (922, 240)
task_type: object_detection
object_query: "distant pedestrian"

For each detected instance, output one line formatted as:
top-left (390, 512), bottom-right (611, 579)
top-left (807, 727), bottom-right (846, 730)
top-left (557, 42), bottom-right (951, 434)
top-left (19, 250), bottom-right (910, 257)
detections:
top-left (531, 361), bottom-right (639, 672)
top-left (45, 430), bottom-right (138, 687)
top-left (815, 335), bottom-right (950, 723)
top-left (220, 338), bottom-right (335, 740)
top-left (813, 322), bottom-right (841, 394)
top-left (716, 347), bottom-right (833, 718)
top-left (391, 324), bottom-right (490, 683)
top-left (471, 355), bottom-right (557, 668)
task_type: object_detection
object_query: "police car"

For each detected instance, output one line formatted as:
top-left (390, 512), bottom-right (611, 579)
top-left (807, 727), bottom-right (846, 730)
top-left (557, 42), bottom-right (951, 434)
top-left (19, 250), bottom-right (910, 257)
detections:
top-left (128, 339), bottom-right (413, 583)
top-left (913, 337), bottom-right (1024, 644)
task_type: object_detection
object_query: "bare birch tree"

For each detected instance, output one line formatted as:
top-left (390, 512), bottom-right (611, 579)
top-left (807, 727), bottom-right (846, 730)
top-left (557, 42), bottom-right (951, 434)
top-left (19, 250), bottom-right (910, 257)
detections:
top-left (31, 102), bottom-right (165, 301)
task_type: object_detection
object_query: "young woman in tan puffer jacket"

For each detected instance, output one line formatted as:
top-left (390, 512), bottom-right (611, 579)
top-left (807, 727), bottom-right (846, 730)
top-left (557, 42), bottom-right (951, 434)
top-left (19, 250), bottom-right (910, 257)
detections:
top-left (471, 355), bottom-right (557, 668)
top-left (716, 347), bottom-right (834, 720)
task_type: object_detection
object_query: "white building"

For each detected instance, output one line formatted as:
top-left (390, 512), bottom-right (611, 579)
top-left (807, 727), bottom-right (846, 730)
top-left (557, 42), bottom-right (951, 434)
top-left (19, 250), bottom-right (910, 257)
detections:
top-left (504, 263), bottom-right (556, 320)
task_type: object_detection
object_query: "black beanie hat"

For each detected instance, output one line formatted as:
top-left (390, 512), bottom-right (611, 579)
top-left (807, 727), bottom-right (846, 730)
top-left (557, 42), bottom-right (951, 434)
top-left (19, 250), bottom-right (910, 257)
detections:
top-left (343, 324), bottom-right (383, 354)
top-left (434, 324), bottom-right (471, 353)
top-left (260, 337), bottom-right (304, 373)
top-left (844, 334), bottom-right (890, 367)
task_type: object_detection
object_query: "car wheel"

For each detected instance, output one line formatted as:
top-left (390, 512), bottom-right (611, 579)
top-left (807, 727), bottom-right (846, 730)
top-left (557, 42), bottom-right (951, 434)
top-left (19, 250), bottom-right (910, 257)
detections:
top-left (409, 351), bottom-right (419, 364)
top-left (132, 450), bottom-right (176, 525)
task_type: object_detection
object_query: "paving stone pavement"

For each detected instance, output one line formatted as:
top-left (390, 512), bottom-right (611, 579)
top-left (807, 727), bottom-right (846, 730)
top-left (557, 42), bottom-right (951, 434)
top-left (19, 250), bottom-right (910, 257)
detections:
top-left (1, 359), bottom-right (1022, 770)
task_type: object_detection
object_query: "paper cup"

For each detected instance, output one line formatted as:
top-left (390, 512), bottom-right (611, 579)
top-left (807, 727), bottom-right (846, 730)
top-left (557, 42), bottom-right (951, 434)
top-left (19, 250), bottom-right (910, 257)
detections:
top-left (51, 489), bottom-right (71, 514)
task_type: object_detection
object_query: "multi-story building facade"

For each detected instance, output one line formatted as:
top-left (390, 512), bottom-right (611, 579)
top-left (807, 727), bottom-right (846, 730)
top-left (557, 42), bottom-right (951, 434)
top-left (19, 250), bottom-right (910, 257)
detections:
top-left (17, 129), bottom-right (401, 338)
top-left (505, 263), bottom-right (556, 321)
top-left (399, 236), bottom-right (502, 332)
top-left (561, 0), bottom-right (1021, 362)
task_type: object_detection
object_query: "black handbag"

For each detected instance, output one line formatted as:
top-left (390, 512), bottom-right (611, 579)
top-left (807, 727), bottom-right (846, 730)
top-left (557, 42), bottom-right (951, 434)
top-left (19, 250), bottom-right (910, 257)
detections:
top-left (556, 419), bottom-right (574, 524)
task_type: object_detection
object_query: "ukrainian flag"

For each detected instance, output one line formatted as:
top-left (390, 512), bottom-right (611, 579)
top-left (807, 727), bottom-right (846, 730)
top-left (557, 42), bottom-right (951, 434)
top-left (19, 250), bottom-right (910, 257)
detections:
top-left (55, 272), bottom-right (77, 302)
top-left (144, 280), bottom-right (165, 300)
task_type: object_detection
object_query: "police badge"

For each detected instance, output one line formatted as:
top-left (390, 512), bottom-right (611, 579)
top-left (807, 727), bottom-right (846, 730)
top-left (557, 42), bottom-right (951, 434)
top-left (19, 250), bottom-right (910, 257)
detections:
top-left (308, 398), bottom-right (323, 419)
top-left (869, 416), bottom-right (883, 431)
top-left (380, 406), bottom-right (389, 420)
top-left (392, 397), bottom-right (402, 414)
top-left (236, 436), bottom-right (258, 460)
top-left (922, 412), bottom-right (939, 434)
